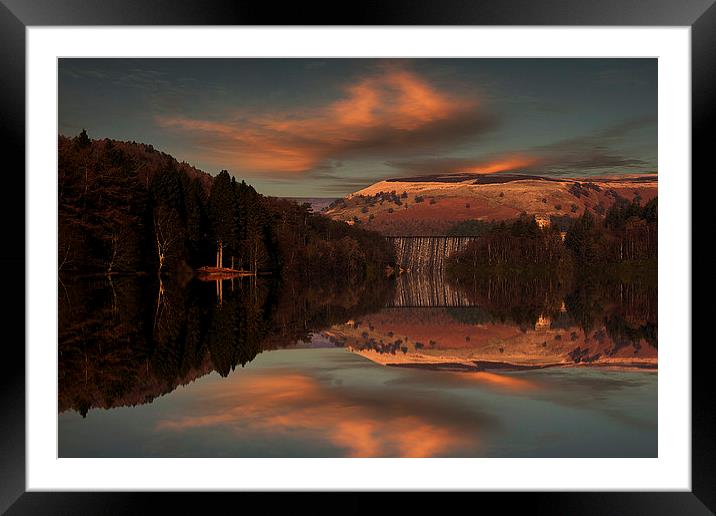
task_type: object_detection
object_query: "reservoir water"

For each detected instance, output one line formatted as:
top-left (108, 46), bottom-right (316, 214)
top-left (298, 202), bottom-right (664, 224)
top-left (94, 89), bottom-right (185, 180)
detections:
top-left (58, 268), bottom-right (657, 458)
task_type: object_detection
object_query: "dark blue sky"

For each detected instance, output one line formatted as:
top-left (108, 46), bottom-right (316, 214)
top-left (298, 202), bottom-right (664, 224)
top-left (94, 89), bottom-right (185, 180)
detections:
top-left (59, 58), bottom-right (657, 196)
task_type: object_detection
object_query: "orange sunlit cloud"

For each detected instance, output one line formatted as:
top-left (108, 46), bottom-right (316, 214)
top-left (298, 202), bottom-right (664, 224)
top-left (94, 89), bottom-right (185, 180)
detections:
top-left (384, 153), bottom-right (544, 177)
top-left (460, 155), bottom-right (540, 174)
top-left (156, 69), bottom-right (491, 174)
top-left (155, 371), bottom-right (477, 457)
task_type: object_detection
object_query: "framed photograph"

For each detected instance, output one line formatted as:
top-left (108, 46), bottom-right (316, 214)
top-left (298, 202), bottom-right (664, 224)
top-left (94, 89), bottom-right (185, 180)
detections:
top-left (2, 0), bottom-right (712, 513)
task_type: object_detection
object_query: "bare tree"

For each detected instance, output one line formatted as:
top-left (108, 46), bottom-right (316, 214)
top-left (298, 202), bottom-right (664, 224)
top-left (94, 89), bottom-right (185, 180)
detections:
top-left (154, 276), bottom-right (167, 330)
top-left (58, 235), bottom-right (73, 272)
top-left (105, 225), bottom-right (140, 274)
top-left (107, 233), bottom-right (118, 274)
top-left (153, 205), bottom-right (180, 274)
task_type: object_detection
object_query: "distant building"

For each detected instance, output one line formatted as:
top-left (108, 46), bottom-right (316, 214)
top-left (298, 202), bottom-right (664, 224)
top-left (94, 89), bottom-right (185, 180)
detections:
top-left (535, 314), bottom-right (551, 331)
top-left (534, 214), bottom-right (551, 229)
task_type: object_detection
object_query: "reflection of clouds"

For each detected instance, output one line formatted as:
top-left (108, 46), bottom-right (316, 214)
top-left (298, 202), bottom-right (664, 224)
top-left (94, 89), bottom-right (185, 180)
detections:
top-left (156, 371), bottom-right (485, 457)
top-left (534, 369), bottom-right (654, 393)
top-left (380, 366), bottom-right (541, 394)
top-left (378, 364), bottom-right (655, 434)
top-left (463, 371), bottom-right (539, 392)
top-left (515, 369), bottom-right (657, 433)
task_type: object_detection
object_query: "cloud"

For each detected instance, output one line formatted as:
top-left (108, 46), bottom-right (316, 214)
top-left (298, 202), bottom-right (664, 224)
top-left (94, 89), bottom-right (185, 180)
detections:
top-left (556, 153), bottom-right (648, 170)
top-left (61, 64), bottom-right (228, 113)
top-left (386, 155), bottom-right (541, 176)
top-left (539, 116), bottom-right (655, 155)
top-left (156, 68), bottom-right (498, 174)
top-left (387, 116), bottom-right (656, 177)
top-left (529, 116), bottom-right (656, 174)
top-left (61, 68), bottom-right (109, 80)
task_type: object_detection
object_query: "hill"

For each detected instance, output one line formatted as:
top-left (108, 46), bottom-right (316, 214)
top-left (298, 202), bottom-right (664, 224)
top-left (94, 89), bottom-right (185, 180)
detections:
top-left (323, 173), bottom-right (657, 235)
top-left (284, 197), bottom-right (339, 212)
top-left (60, 133), bottom-right (214, 193)
top-left (58, 131), bottom-right (393, 276)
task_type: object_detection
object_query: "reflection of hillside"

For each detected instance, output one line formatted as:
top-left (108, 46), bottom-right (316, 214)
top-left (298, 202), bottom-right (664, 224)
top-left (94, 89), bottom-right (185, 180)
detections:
top-left (58, 274), bottom-right (394, 416)
top-left (326, 274), bottom-right (657, 371)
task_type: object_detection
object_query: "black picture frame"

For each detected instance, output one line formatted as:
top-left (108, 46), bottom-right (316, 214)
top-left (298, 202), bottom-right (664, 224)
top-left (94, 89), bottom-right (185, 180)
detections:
top-left (1, 1), bottom-right (712, 513)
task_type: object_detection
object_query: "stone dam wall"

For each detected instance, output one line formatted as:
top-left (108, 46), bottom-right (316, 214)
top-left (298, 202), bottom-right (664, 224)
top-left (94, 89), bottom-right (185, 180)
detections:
top-left (386, 236), bottom-right (476, 272)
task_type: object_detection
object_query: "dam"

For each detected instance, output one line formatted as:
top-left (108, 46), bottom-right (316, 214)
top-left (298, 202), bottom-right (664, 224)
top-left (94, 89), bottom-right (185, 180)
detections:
top-left (386, 236), bottom-right (476, 272)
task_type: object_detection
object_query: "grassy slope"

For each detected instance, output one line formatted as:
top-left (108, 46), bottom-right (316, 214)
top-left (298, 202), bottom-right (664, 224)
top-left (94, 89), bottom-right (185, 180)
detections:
top-left (324, 174), bottom-right (657, 235)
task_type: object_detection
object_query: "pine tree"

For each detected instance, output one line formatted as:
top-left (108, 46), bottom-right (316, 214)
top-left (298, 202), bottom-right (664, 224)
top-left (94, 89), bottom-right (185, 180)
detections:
top-left (75, 128), bottom-right (91, 148)
top-left (181, 176), bottom-right (208, 267)
top-left (208, 170), bottom-right (238, 268)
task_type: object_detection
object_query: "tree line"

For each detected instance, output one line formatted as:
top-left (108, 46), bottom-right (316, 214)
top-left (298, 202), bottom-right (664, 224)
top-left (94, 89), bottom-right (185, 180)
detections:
top-left (58, 131), bottom-right (394, 281)
top-left (446, 216), bottom-right (569, 272)
top-left (446, 196), bottom-right (657, 275)
top-left (566, 196), bottom-right (657, 265)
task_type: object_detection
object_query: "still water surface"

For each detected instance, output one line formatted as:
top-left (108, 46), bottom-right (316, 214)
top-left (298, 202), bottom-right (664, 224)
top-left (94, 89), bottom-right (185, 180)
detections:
top-left (58, 272), bottom-right (657, 457)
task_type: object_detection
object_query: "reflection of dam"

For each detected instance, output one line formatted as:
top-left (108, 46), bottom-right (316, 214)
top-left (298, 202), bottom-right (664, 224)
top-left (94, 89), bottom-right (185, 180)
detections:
top-left (386, 236), bottom-right (477, 307)
top-left (387, 236), bottom-right (476, 272)
top-left (388, 272), bottom-right (475, 308)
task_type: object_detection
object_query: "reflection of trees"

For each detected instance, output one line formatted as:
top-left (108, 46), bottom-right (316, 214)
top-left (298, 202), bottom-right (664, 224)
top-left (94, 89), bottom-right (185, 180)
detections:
top-left (446, 270), bottom-right (657, 351)
top-left (58, 273), bottom-right (394, 415)
top-left (447, 273), bottom-right (567, 329)
top-left (564, 275), bottom-right (657, 351)
top-left (151, 277), bottom-right (191, 383)
top-left (262, 273), bottom-right (393, 350)
top-left (59, 275), bottom-right (152, 417)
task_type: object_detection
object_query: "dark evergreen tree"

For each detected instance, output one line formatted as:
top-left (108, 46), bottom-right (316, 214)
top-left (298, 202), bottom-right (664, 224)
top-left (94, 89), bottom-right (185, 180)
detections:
top-left (75, 128), bottom-right (91, 148)
top-left (564, 209), bottom-right (603, 265)
top-left (181, 176), bottom-right (208, 267)
top-left (208, 170), bottom-right (239, 268)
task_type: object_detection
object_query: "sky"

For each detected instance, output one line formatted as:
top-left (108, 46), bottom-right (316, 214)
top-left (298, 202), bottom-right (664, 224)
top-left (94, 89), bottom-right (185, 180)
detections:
top-left (59, 58), bottom-right (657, 197)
